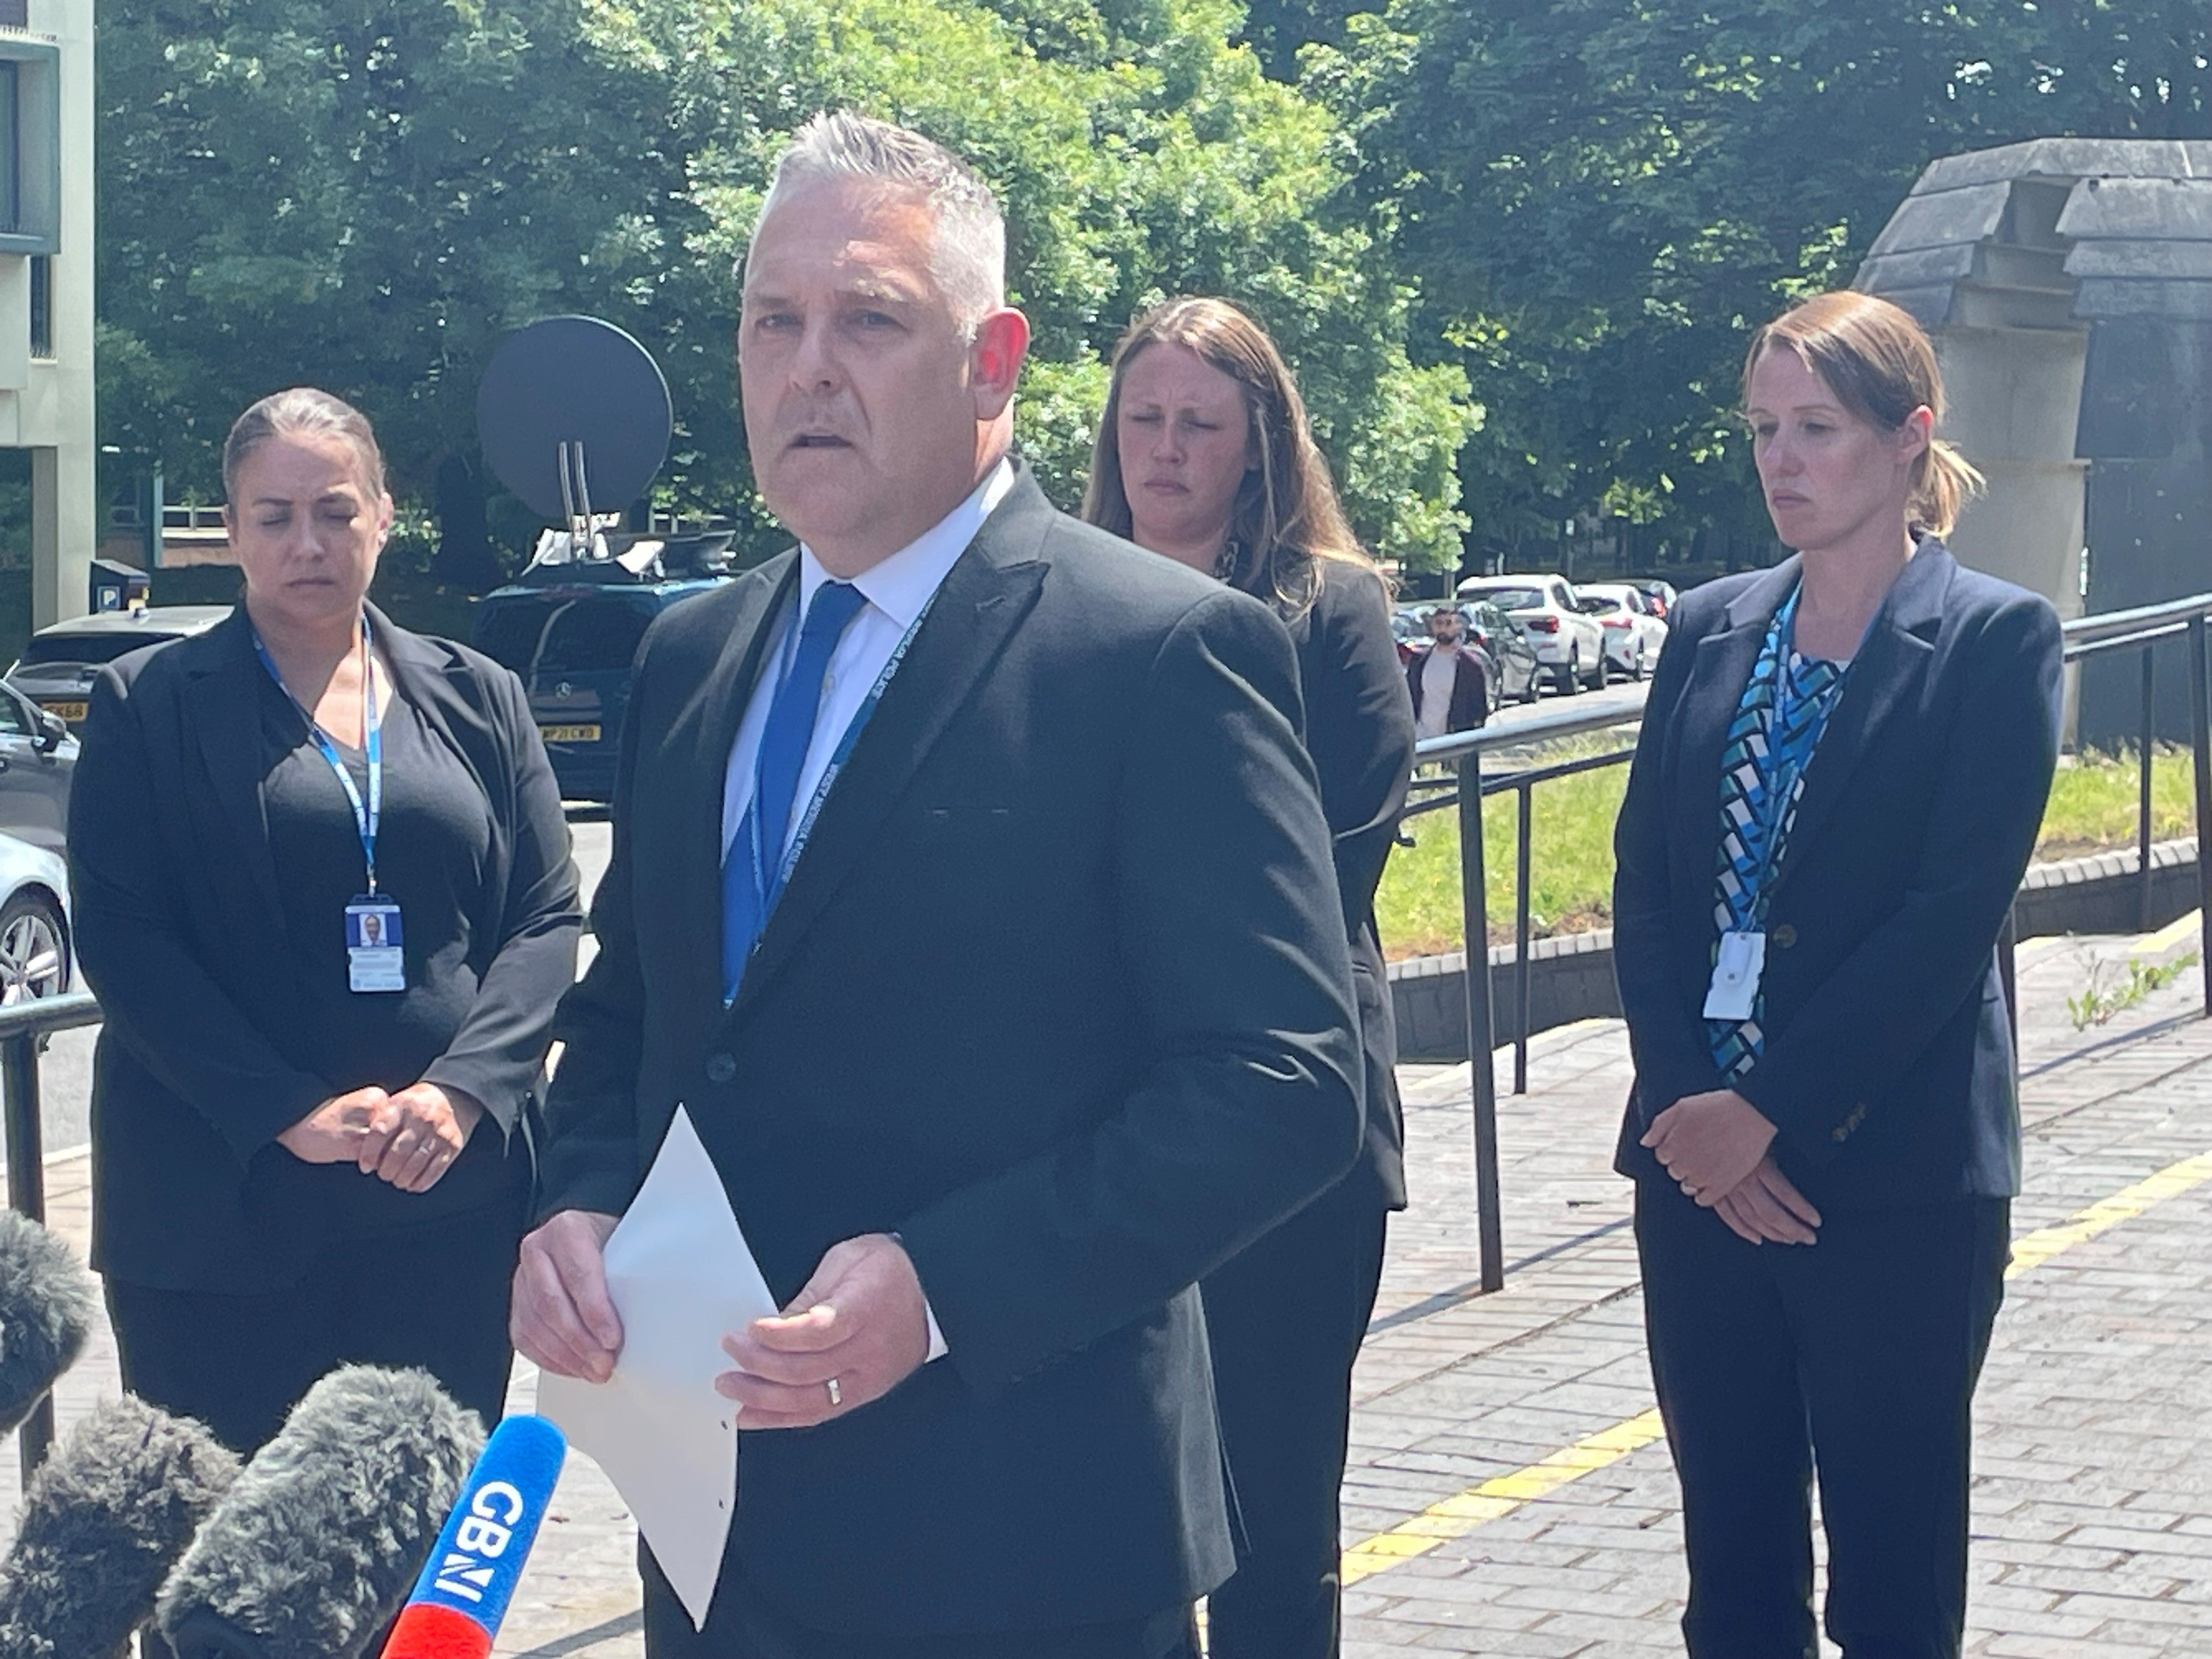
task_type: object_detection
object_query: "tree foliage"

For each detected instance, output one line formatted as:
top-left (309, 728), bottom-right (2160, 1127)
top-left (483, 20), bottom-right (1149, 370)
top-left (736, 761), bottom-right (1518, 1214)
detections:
top-left (1311, 0), bottom-right (2212, 565)
top-left (97, 0), bottom-right (1477, 575)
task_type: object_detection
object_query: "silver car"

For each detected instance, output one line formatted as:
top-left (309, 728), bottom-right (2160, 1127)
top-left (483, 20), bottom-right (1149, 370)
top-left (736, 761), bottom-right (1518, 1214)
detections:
top-left (0, 680), bottom-right (75, 856)
top-left (0, 831), bottom-right (71, 1003)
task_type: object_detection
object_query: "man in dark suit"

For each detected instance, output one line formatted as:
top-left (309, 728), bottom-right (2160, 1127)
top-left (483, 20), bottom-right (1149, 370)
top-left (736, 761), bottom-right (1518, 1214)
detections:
top-left (1404, 606), bottom-right (1489, 738)
top-left (511, 111), bottom-right (1363, 1658)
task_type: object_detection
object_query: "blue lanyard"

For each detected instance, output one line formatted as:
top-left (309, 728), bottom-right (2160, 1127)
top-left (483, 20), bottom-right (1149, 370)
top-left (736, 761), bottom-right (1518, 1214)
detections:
top-left (1749, 588), bottom-right (1841, 905)
top-left (746, 590), bottom-right (935, 920)
top-left (253, 614), bottom-right (385, 893)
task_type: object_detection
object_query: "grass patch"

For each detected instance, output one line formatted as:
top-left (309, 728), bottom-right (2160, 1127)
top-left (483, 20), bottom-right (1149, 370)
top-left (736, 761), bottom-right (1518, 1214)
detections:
top-left (1382, 740), bottom-right (1632, 958)
top-left (1376, 742), bottom-right (2202, 963)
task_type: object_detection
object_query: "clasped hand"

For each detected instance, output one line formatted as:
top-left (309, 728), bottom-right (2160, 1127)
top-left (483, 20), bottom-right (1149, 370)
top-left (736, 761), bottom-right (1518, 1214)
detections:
top-left (1642, 1088), bottom-right (1822, 1246)
top-left (510, 1220), bottom-right (931, 1431)
top-left (276, 1082), bottom-right (483, 1193)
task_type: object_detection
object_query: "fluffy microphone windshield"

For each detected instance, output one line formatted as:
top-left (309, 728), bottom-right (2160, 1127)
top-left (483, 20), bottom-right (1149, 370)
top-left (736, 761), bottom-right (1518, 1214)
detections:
top-left (0, 1209), bottom-right (97, 1434)
top-left (0, 1394), bottom-right (241, 1659)
top-left (157, 1367), bottom-right (486, 1659)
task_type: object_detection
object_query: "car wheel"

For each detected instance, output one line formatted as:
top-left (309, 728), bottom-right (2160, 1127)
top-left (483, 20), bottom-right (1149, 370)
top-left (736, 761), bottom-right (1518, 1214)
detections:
top-left (1555, 650), bottom-right (1581, 696)
top-left (1631, 641), bottom-right (1647, 681)
top-left (1588, 646), bottom-right (1610, 690)
top-left (0, 891), bottom-right (67, 1006)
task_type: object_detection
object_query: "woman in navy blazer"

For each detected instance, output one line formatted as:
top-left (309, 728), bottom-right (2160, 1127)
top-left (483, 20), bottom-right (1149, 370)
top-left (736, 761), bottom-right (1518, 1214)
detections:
top-left (69, 388), bottom-right (580, 1456)
top-left (1612, 293), bottom-right (2062, 1657)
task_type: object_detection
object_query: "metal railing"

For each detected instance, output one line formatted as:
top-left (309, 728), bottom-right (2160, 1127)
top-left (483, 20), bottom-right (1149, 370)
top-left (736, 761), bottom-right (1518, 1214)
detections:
top-left (1407, 592), bottom-right (2212, 1296)
top-left (0, 596), bottom-right (2208, 1475)
top-left (0, 989), bottom-right (101, 1484)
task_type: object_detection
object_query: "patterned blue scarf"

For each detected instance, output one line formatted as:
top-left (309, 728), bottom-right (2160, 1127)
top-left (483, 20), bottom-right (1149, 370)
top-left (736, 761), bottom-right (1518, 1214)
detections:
top-left (1708, 586), bottom-right (1848, 1080)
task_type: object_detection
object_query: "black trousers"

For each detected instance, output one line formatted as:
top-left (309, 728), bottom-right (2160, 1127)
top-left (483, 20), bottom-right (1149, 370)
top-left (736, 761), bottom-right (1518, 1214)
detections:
top-left (1635, 1181), bottom-right (2008, 1659)
top-left (107, 1204), bottom-right (524, 1456)
top-left (1200, 1174), bottom-right (1392, 1659)
top-left (642, 1543), bottom-right (1199, 1658)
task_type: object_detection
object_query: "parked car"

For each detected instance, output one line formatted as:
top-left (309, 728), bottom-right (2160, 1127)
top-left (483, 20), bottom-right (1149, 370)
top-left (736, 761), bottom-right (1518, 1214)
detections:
top-left (472, 532), bottom-right (737, 801)
top-left (1630, 578), bottom-right (1680, 621)
top-left (1454, 574), bottom-right (1609, 694)
top-left (0, 830), bottom-right (71, 1003)
top-left (1457, 600), bottom-right (1546, 705)
top-left (0, 682), bottom-right (75, 855)
top-left (1392, 601), bottom-right (1546, 713)
top-left (1576, 583), bottom-right (1670, 681)
top-left (8, 606), bottom-right (232, 731)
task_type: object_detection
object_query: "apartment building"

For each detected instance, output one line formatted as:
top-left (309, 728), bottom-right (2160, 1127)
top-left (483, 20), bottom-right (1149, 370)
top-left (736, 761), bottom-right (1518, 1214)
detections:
top-left (2, 0), bottom-right (91, 628)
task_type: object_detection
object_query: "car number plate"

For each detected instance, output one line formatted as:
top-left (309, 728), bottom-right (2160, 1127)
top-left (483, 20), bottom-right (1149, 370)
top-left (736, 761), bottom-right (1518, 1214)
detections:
top-left (41, 701), bottom-right (87, 723)
top-left (538, 723), bottom-right (602, 744)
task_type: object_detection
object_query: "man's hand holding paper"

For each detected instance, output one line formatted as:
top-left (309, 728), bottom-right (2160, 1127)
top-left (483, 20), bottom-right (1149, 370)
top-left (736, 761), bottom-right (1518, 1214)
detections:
top-left (715, 1232), bottom-right (932, 1429)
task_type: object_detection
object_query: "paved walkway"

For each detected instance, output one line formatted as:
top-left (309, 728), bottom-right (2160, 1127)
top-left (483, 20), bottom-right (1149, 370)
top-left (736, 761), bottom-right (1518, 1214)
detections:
top-left (5, 919), bottom-right (2212, 1656)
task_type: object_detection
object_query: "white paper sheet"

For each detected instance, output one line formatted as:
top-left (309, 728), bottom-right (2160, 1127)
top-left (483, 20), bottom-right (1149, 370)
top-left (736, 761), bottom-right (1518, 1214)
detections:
top-left (536, 1105), bottom-right (778, 1629)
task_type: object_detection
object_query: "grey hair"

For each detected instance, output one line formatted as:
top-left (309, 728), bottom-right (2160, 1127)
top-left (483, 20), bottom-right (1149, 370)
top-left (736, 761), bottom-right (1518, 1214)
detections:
top-left (752, 110), bottom-right (1007, 337)
top-left (223, 387), bottom-right (388, 501)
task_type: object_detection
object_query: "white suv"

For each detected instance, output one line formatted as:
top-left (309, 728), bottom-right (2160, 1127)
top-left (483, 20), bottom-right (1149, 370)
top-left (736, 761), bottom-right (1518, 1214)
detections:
top-left (1454, 573), bottom-right (1609, 694)
top-left (1575, 583), bottom-right (1669, 681)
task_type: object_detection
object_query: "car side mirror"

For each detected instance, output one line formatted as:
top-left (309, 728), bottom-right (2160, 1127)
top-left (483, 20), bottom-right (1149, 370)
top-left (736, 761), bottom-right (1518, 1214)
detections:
top-left (33, 711), bottom-right (65, 753)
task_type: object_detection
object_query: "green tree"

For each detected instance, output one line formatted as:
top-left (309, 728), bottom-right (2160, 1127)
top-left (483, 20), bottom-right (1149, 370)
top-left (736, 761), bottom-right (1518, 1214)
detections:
top-left (1318, 0), bottom-right (2212, 569)
top-left (96, 0), bottom-right (689, 584)
top-left (589, 0), bottom-right (1477, 568)
top-left (97, 0), bottom-right (1477, 579)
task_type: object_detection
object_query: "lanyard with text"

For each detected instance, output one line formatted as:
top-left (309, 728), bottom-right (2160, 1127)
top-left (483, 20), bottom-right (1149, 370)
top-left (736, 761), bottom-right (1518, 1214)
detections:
top-left (746, 590), bottom-right (937, 923)
top-left (253, 614), bottom-right (407, 992)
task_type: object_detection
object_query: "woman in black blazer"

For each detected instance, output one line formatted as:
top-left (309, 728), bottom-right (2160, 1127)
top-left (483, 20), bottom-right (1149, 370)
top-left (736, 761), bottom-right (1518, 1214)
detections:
top-left (69, 387), bottom-right (582, 1454)
top-left (1085, 297), bottom-right (1415, 1659)
top-left (1612, 293), bottom-right (2062, 1657)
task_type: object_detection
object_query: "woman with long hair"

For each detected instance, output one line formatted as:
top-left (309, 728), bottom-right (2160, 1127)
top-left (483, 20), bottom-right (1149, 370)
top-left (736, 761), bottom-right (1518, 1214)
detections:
top-left (1085, 297), bottom-right (1415, 1659)
top-left (1612, 292), bottom-right (2062, 1656)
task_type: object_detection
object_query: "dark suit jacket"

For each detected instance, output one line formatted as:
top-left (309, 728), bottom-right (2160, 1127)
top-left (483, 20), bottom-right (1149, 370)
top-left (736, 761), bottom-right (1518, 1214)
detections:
top-left (1611, 542), bottom-right (2062, 1211)
top-left (1292, 561), bottom-right (1415, 1206)
top-left (1405, 644), bottom-right (1489, 734)
top-left (67, 605), bottom-right (582, 1291)
top-left (537, 470), bottom-right (1363, 1636)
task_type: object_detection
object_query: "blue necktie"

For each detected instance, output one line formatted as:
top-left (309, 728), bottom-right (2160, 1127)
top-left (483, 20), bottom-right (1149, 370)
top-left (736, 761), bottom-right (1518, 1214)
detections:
top-left (721, 580), bottom-right (868, 1001)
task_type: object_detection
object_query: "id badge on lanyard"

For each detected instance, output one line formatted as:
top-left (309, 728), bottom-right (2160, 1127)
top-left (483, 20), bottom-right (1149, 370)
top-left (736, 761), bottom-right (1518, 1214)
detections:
top-left (1703, 592), bottom-right (1817, 1025)
top-left (254, 616), bottom-right (405, 994)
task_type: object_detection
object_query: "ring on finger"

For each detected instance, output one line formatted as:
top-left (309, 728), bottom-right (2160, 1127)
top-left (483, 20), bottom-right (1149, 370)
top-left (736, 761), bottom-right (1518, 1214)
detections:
top-left (825, 1376), bottom-right (843, 1409)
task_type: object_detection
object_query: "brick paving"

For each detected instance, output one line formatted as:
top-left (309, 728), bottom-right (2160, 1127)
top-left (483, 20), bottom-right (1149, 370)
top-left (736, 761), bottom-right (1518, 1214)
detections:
top-left (4, 923), bottom-right (2212, 1655)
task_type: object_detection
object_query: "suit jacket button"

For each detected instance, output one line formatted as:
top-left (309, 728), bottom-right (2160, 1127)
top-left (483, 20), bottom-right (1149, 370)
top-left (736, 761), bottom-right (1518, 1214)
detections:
top-left (706, 1053), bottom-right (737, 1084)
top-left (1771, 924), bottom-right (1797, 949)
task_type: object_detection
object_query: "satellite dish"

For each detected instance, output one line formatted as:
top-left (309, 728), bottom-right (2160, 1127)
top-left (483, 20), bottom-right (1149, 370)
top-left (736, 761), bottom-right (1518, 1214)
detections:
top-left (476, 317), bottom-right (673, 524)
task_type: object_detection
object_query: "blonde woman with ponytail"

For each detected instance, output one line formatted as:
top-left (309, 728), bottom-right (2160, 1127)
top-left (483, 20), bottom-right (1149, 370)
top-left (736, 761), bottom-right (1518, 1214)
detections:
top-left (1610, 291), bottom-right (2063, 1657)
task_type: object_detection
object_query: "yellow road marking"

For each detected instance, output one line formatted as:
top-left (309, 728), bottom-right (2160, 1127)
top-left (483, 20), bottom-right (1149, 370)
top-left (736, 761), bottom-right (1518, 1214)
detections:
top-left (1341, 1410), bottom-right (1667, 1584)
top-left (2132, 910), bottom-right (2203, 957)
top-left (2004, 1150), bottom-right (2212, 1277)
top-left (1340, 1147), bottom-right (2212, 1585)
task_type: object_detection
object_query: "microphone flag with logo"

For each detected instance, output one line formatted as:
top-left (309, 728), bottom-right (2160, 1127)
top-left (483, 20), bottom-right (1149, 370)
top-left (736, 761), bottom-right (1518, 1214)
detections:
top-left (378, 1414), bottom-right (567, 1659)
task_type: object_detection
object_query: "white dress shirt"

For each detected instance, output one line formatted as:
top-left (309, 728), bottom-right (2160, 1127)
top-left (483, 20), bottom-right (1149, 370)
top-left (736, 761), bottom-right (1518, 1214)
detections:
top-left (719, 457), bottom-right (1015, 1364)
top-left (721, 459), bottom-right (1016, 866)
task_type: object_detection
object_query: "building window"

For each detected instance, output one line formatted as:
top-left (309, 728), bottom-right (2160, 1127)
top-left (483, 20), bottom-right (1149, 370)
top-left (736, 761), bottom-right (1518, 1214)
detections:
top-left (28, 253), bottom-right (47, 358)
top-left (0, 4), bottom-right (24, 30)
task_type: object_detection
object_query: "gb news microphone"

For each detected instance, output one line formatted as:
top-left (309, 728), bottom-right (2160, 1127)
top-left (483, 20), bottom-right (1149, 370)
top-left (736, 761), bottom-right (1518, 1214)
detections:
top-left (379, 1413), bottom-right (566, 1659)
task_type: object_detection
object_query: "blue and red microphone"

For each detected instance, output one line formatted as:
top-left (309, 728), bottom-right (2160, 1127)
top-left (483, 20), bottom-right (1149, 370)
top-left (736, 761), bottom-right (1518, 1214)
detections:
top-left (379, 1414), bottom-right (568, 1659)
